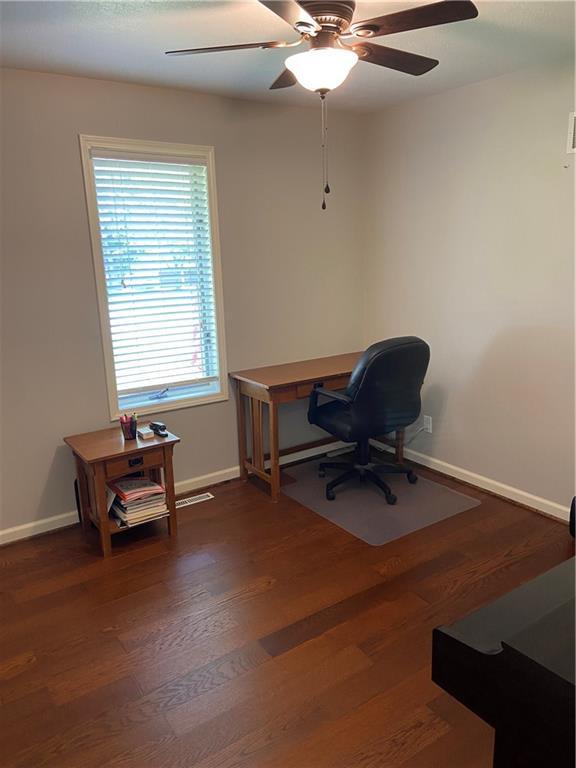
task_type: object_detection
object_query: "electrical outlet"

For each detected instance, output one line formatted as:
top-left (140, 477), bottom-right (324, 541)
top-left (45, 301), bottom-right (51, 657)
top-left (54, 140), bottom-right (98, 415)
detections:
top-left (423, 415), bottom-right (432, 433)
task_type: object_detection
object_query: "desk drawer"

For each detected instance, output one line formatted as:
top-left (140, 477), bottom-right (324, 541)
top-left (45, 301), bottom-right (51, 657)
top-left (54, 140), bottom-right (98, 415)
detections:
top-left (105, 448), bottom-right (163, 479)
top-left (296, 376), bottom-right (350, 399)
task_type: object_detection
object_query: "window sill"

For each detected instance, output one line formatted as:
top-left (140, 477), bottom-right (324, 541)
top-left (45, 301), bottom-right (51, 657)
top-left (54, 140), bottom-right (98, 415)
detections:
top-left (110, 391), bottom-right (229, 422)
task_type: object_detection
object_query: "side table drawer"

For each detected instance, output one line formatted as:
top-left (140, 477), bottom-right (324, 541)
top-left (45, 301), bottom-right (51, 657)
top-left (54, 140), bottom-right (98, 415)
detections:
top-left (105, 448), bottom-right (163, 479)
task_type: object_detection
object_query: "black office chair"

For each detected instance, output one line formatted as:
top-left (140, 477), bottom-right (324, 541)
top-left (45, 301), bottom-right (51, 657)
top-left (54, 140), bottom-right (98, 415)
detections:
top-left (307, 337), bottom-right (430, 505)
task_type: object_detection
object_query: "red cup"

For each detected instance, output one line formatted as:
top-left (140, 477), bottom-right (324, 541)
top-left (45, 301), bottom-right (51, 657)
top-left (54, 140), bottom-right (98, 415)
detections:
top-left (121, 418), bottom-right (137, 440)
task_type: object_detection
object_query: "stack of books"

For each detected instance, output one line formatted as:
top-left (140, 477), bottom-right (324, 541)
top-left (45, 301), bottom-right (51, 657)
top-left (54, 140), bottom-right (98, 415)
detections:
top-left (107, 477), bottom-right (168, 528)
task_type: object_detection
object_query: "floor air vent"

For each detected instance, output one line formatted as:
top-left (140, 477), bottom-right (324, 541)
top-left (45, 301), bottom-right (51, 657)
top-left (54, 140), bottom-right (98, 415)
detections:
top-left (176, 492), bottom-right (214, 509)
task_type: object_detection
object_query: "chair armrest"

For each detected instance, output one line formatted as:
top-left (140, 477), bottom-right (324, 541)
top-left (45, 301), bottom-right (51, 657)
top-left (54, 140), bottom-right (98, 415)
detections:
top-left (312, 387), bottom-right (352, 405)
top-left (308, 385), bottom-right (352, 424)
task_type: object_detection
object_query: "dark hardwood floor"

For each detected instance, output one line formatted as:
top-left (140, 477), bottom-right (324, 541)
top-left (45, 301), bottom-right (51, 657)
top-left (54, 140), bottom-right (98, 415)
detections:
top-left (0, 463), bottom-right (573, 768)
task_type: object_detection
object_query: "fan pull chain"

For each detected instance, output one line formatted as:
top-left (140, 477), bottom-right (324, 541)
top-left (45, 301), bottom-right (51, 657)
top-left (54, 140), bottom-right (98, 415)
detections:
top-left (320, 92), bottom-right (330, 210)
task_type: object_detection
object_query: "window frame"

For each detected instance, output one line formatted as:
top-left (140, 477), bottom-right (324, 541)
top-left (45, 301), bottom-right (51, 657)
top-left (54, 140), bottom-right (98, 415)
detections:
top-left (79, 135), bottom-right (228, 421)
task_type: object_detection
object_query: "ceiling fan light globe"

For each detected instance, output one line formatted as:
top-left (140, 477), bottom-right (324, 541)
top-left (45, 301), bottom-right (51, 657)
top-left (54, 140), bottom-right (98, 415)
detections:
top-left (285, 48), bottom-right (358, 92)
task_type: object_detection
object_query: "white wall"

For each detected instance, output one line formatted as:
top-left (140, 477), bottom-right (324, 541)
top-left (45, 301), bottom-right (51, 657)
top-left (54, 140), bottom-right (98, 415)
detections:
top-left (362, 62), bottom-right (575, 513)
top-left (1, 58), bottom-right (574, 540)
top-left (0, 68), bottom-right (365, 533)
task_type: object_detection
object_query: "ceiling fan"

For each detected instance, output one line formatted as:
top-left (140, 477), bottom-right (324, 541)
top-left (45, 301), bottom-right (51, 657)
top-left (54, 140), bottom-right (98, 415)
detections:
top-left (166, 0), bottom-right (479, 93)
top-left (166, 1), bottom-right (478, 208)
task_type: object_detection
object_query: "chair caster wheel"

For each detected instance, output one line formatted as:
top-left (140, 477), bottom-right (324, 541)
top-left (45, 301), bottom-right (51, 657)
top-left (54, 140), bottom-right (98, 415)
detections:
top-left (326, 489), bottom-right (336, 501)
top-left (407, 472), bottom-right (418, 484)
top-left (318, 469), bottom-right (326, 478)
top-left (385, 493), bottom-right (397, 505)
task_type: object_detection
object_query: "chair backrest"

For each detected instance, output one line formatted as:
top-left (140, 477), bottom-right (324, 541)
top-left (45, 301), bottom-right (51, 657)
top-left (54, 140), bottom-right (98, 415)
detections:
top-left (346, 337), bottom-right (430, 434)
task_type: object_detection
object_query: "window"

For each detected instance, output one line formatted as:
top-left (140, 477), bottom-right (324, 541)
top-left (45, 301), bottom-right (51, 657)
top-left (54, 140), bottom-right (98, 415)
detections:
top-left (80, 136), bottom-right (227, 419)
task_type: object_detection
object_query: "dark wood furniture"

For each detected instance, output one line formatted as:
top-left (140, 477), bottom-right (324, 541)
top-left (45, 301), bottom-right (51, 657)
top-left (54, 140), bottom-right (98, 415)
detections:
top-left (64, 427), bottom-right (180, 556)
top-left (432, 557), bottom-right (575, 767)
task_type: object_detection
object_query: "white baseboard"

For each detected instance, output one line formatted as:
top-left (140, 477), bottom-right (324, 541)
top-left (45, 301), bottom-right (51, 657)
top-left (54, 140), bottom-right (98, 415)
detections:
top-left (372, 440), bottom-right (570, 523)
top-left (175, 440), bottom-right (346, 495)
top-left (3, 438), bottom-right (567, 546)
top-left (0, 441), bottom-right (345, 546)
top-left (175, 466), bottom-right (240, 495)
top-left (0, 510), bottom-right (79, 546)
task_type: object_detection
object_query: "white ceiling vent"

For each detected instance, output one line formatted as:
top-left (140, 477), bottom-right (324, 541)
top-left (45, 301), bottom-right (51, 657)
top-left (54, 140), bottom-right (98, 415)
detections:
top-left (567, 112), bottom-right (576, 153)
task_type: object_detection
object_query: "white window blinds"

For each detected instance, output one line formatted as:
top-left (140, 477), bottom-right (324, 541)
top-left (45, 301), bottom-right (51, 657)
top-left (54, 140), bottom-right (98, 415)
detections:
top-left (82, 138), bottom-right (227, 418)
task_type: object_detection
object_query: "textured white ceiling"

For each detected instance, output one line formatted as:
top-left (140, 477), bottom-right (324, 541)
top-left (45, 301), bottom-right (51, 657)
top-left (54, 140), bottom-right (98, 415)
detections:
top-left (0, 1), bottom-right (573, 110)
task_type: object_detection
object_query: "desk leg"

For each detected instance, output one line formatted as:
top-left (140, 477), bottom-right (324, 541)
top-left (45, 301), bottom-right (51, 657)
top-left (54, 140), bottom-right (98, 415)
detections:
top-left (164, 445), bottom-right (178, 537)
top-left (94, 462), bottom-right (112, 557)
top-left (251, 400), bottom-right (265, 472)
top-left (269, 401), bottom-right (280, 502)
top-left (235, 382), bottom-right (248, 481)
top-left (75, 456), bottom-right (92, 534)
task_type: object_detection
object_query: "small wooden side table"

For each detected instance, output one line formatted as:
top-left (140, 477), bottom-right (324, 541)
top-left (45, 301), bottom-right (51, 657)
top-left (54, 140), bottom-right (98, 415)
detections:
top-left (64, 427), bottom-right (180, 557)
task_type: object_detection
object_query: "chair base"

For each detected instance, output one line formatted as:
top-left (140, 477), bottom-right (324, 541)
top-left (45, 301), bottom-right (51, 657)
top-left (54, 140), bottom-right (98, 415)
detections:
top-left (319, 442), bottom-right (417, 505)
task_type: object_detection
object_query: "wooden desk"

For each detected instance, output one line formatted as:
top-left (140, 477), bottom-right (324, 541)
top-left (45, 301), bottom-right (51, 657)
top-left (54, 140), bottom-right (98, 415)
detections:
top-left (230, 352), bottom-right (361, 501)
top-left (64, 427), bottom-right (180, 556)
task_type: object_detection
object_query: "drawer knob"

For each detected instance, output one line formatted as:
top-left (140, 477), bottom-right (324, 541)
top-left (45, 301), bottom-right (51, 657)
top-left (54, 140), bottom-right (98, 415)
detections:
top-left (128, 456), bottom-right (144, 467)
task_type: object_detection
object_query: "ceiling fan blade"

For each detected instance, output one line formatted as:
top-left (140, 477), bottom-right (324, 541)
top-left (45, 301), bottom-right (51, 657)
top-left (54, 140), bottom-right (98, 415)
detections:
top-left (350, 42), bottom-right (439, 75)
top-left (349, 1), bottom-right (478, 38)
top-left (166, 40), bottom-right (292, 56)
top-left (270, 69), bottom-right (298, 89)
top-left (257, 0), bottom-right (321, 32)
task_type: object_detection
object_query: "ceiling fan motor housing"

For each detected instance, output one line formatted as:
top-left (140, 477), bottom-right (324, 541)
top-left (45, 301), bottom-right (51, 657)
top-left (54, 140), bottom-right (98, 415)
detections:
top-left (309, 29), bottom-right (341, 49)
top-left (299, 0), bottom-right (356, 34)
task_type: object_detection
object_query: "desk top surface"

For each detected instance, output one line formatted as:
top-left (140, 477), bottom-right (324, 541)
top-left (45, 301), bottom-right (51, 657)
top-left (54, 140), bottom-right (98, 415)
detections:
top-left (230, 351), bottom-right (361, 390)
top-left (64, 426), bottom-right (180, 463)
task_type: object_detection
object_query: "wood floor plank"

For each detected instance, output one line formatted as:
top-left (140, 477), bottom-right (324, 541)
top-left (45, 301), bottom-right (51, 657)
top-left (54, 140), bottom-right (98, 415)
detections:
top-left (168, 644), bottom-right (371, 767)
top-left (0, 463), bottom-right (572, 768)
top-left (256, 667), bottom-right (441, 768)
top-left (259, 549), bottom-right (468, 657)
top-left (2, 676), bottom-right (142, 761)
top-left (7, 643), bottom-right (270, 768)
top-left (414, 517), bottom-right (571, 605)
top-left (402, 695), bottom-right (494, 768)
